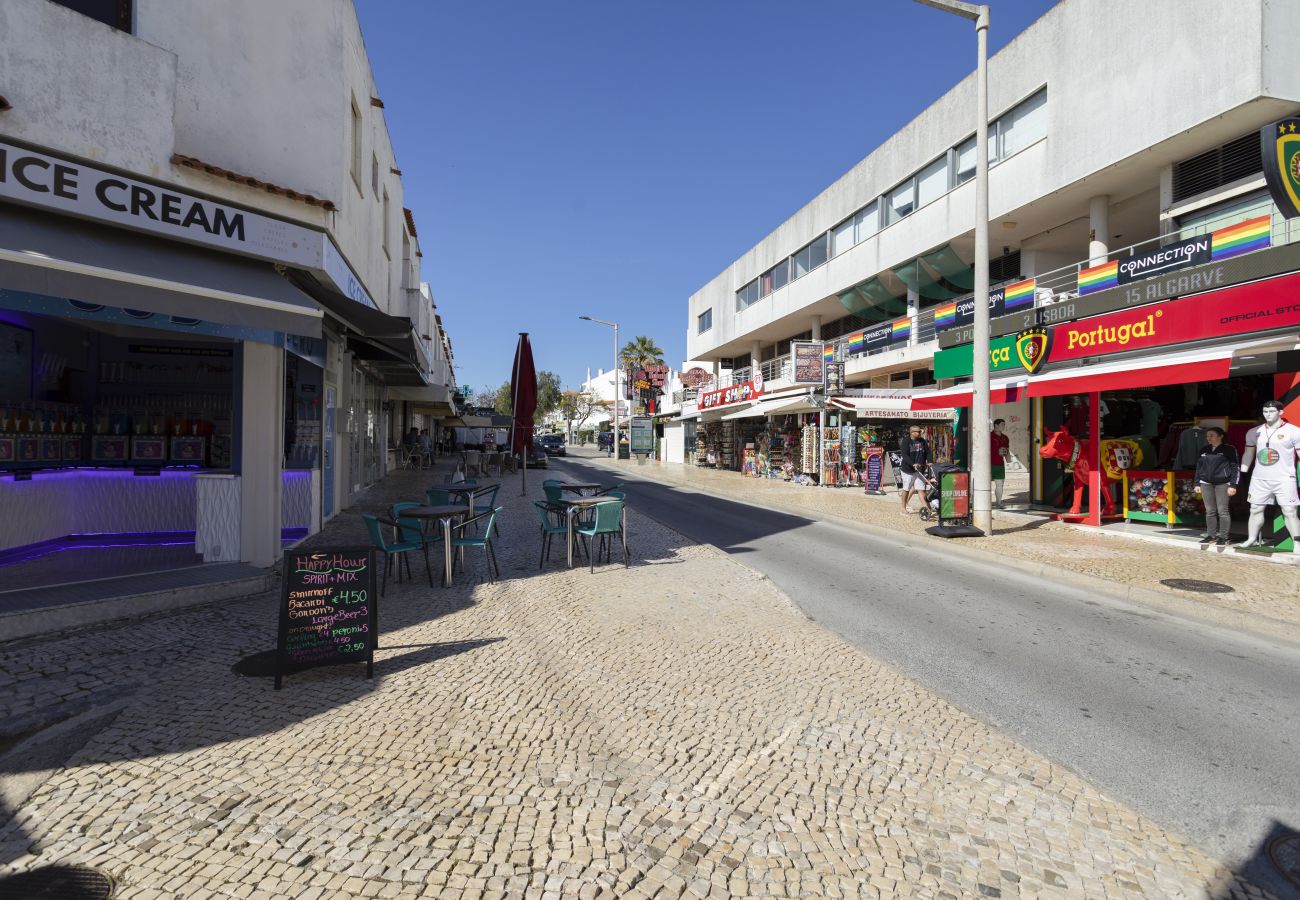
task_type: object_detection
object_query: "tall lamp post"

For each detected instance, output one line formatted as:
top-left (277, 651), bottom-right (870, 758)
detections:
top-left (579, 315), bottom-right (620, 460)
top-left (914, 0), bottom-right (991, 534)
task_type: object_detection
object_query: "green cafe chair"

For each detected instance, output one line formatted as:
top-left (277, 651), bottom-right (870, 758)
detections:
top-left (573, 500), bottom-right (627, 573)
top-left (361, 512), bottom-right (432, 594)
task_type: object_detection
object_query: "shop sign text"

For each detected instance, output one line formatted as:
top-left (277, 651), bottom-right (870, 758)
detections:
top-left (699, 374), bottom-right (764, 410)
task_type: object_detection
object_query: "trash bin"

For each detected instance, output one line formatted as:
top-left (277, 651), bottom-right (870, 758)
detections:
top-left (618, 444), bottom-right (630, 460)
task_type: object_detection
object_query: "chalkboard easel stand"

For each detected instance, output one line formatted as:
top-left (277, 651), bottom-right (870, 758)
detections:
top-left (274, 547), bottom-right (379, 690)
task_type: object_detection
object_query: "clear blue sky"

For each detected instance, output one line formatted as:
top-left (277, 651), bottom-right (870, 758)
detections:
top-left (356, 0), bottom-right (1060, 394)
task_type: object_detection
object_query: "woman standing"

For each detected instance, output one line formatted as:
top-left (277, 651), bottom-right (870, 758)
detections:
top-left (1193, 426), bottom-right (1239, 546)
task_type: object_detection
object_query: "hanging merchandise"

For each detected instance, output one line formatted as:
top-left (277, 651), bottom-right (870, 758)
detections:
top-left (800, 424), bottom-right (819, 482)
top-left (821, 430), bottom-right (843, 485)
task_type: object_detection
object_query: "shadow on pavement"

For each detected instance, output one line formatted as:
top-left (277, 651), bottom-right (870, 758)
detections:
top-left (1209, 820), bottom-right (1300, 900)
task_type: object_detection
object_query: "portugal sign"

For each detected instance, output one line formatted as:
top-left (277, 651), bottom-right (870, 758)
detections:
top-left (1262, 117), bottom-right (1300, 219)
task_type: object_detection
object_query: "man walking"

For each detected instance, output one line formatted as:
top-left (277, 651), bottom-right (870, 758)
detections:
top-left (898, 425), bottom-right (930, 514)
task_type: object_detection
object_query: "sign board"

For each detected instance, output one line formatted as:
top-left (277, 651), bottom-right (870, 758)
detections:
top-left (934, 334), bottom-right (1021, 379)
top-left (939, 470), bottom-right (971, 523)
top-left (1261, 117), bottom-right (1300, 219)
top-left (699, 372), bottom-right (764, 410)
top-left (792, 341), bottom-right (826, 385)
top-left (629, 416), bottom-right (653, 453)
top-left (934, 279), bottom-right (1035, 331)
top-left (863, 446), bottom-right (884, 494)
top-left (825, 361), bottom-right (845, 395)
top-left (643, 364), bottom-right (670, 387)
top-left (680, 366), bottom-right (712, 388)
top-left (276, 547), bottom-right (377, 689)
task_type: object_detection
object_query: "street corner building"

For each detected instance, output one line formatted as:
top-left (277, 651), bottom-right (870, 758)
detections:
top-left (0, 0), bottom-right (459, 603)
top-left (662, 0), bottom-right (1300, 550)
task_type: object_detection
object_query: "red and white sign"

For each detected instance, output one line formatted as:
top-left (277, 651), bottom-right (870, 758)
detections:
top-left (644, 364), bottom-right (670, 387)
top-left (699, 372), bottom-right (764, 410)
top-left (1043, 271), bottom-right (1300, 366)
top-left (680, 367), bottom-right (712, 388)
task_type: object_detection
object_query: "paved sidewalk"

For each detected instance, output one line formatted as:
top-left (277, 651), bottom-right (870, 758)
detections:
top-left (0, 465), bottom-right (1275, 898)
top-left (582, 450), bottom-right (1300, 632)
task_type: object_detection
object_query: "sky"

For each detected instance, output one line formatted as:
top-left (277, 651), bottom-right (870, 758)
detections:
top-left (356, 0), bottom-right (1061, 395)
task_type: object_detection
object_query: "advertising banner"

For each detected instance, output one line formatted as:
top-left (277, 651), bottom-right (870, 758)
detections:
top-left (860, 316), bottom-right (912, 352)
top-left (939, 471), bottom-right (971, 522)
top-left (934, 279), bottom-right (1035, 331)
top-left (933, 334), bottom-right (1020, 379)
top-left (1077, 216), bottom-right (1270, 295)
top-left (792, 341), bottom-right (825, 385)
top-left (825, 361), bottom-right (845, 396)
top-left (698, 373), bottom-right (765, 410)
top-left (863, 447), bottom-right (884, 494)
top-left (629, 416), bottom-right (653, 453)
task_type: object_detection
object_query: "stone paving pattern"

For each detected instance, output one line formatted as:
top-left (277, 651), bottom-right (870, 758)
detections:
top-left (0, 462), bottom-right (1275, 898)
top-left (591, 451), bottom-right (1300, 628)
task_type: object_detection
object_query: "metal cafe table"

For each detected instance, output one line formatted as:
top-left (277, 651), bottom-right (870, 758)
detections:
top-left (557, 482), bottom-right (604, 497)
top-left (399, 504), bottom-right (469, 588)
top-left (559, 495), bottom-right (621, 568)
top-left (437, 481), bottom-right (500, 514)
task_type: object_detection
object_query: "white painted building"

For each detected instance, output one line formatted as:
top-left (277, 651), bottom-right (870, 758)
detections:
top-left (0, 0), bottom-right (456, 573)
top-left (682, 0), bottom-right (1300, 513)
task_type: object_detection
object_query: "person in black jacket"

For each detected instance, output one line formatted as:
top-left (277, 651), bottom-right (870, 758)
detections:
top-left (897, 425), bottom-right (931, 514)
top-left (1193, 426), bottom-right (1239, 546)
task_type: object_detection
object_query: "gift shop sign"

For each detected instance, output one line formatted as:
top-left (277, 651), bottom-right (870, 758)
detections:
top-left (1039, 270), bottom-right (1300, 368)
top-left (0, 139), bottom-right (377, 310)
top-left (699, 372), bottom-right (764, 409)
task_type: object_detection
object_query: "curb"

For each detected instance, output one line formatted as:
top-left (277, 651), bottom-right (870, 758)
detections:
top-left (569, 454), bottom-right (1300, 648)
top-left (0, 572), bottom-right (272, 643)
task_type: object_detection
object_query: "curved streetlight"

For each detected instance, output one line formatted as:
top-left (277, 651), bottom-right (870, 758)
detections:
top-left (579, 315), bottom-right (620, 459)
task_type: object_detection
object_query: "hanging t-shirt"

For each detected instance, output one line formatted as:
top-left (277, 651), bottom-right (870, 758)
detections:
top-left (1244, 421), bottom-right (1300, 504)
top-left (1175, 426), bottom-right (1206, 469)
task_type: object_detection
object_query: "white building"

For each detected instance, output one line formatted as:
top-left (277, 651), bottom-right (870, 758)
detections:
top-left (682, 0), bottom-right (1300, 514)
top-left (0, 0), bottom-right (456, 574)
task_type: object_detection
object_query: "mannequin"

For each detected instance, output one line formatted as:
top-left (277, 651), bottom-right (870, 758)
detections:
top-left (1239, 400), bottom-right (1300, 553)
top-left (990, 418), bottom-right (1010, 508)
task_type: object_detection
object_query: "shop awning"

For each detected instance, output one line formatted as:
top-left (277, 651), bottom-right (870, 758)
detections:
top-left (0, 202), bottom-right (322, 337)
top-left (758, 393), bottom-right (821, 415)
top-left (461, 415), bottom-right (495, 427)
top-left (912, 377), bottom-right (1028, 410)
top-left (1024, 345), bottom-right (1239, 398)
top-left (720, 401), bottom-right (763, 420)
top-left (828, 396), bottom-right (917, 414)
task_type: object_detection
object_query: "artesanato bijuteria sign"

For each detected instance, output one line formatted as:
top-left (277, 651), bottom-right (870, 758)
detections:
top-left (0, 139), bottom-right (377, 310)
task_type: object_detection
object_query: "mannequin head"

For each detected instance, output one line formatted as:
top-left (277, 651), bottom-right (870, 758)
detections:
top-left (992, 418), bottom-right (1005, 434)
top-left (1262, 400), bottom-right (1283, 426)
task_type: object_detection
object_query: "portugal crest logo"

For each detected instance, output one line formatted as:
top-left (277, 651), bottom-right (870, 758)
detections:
top-left (1262, 117), bottom-right (1300, 219)
top-left (1015, 326), bottom-right (1053, 374)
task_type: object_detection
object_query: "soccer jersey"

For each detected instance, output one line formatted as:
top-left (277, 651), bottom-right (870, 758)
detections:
top-left (1245, 421), bottom-right (1300, 505)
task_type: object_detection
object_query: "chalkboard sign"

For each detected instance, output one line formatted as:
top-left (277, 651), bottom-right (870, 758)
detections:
top-left (275, 547), bottom-right (377, 689)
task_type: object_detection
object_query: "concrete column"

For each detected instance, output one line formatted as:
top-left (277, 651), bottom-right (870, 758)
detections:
top-left (712, 360), bottom-right (721, 387)
top-left (1088, 195), bottom-right (1110, 265)
top-left (240, 340), bottom-right (284, 568)
top-left (810, 315), bottom-right (822, 341)
top-left (906, 286), bottom-right (919, 347)
top-left (750, 341), bottom-right (762, 377)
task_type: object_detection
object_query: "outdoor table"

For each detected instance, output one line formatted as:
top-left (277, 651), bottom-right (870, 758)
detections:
top-left (557, 482), bottom-right (603, 497)
top-left (436, 481), bottom-right (501, 515)
top-left (559, 496), bottom-right (621, 569)
top-left (401, 504), bottom-right (469, 587)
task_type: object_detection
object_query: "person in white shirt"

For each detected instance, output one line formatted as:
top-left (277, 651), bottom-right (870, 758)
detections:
top-left (1239, 400), bottom-right (1300, 553)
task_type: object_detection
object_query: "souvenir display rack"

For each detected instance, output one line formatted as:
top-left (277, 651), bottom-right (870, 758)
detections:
top-left (1122, 469), bottom-right (1205, 527)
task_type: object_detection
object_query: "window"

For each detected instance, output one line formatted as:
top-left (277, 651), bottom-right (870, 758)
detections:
top-left (735, 279), bottom-right (760, 311)
top-left (697, 308), bottom-right (713, 334)
top-left (885, 178), bottom-right (915, 225)
top-left (372, 154), bottom-right (380, 197)
top-left (382, 189), bottom-right (391, 258)
top-left (916, 156), bottom-right (948, 208)
top-left (855, 202), bottom-right (878, 242)
top-left (52, 0), bottom-right (131, 31)
top-left (350, 98), bottom-right (364, 191)
top-left (954, 136), bottom-right (976, 186)
top-left (761, 258), bottom-right (791, 297)
top-left (997, 88), bottom-right (1046, 159)
top-left (792, 234), bottom-right (828, 278)
top-left (832, 217), bottom-right (855, 257)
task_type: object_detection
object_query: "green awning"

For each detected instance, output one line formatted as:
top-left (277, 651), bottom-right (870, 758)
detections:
top-left (838, 278), bottom-right (905, 317)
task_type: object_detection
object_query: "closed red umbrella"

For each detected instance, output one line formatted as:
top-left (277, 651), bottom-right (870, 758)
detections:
top-left (510, 332), bottom-right (537, 459)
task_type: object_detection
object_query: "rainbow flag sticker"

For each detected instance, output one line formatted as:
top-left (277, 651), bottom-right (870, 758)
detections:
top-left (823, 344), bottom-right (835, 361)
top-left (891, 317), bottom-right (911, 340)
top-left (1210, 215), bottom-right (1271, 260)
top-left (1002, 278), bottom-right (1035, 310)
top-left (934, 301), bottom-right (958, 329)
top-left (848, 331), bottom-right (865, 353)
top-left (1078, 260), bottom-right (1119, 295)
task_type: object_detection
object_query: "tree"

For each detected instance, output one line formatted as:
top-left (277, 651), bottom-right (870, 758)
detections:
top-left (472, 385), bottom-right (500, 409)
top-left (491, 371), bottom-right (561, 423)
top-left (492, 381), bottom-right (513, 416)
top-left (558, 390), bottom-right (604, 438)
top-left (619, 335), bottom-right (665, 371)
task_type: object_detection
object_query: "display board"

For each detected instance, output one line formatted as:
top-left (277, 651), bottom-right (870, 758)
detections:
top-left (863, 446), bottom-right (884, 494)
top-left (276, 547), bottom-right (377, 689)
top-left (792, 341), bottom-right (825, 385)
top-left (629, 416), bottom-right (653, 453)
top-left (939, 471), bottom-right (971, 523)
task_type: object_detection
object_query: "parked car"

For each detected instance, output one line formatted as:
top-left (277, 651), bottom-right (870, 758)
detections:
top-left (538, 434), bottom-right (566, 457)
top-left (597, 432), bottom-right (614, 452)
top-left (525, 444), bottom-right (549, 468)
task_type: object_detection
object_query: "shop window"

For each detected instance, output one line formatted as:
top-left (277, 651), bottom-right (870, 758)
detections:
top-left (51, 0), bottom-right (131, 31)
top-left (697, 308), bottom-right (712, 334)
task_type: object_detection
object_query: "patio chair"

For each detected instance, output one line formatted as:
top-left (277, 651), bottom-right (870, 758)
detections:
top-left (472, 483), bottom-right (502, 517)
top-left (464, 450), bottom-right (482, 477)
top-left (362, 512), bottom-right (432, 594)
top-left (574, 499), bottom-right (627, 572)
top-left (533, 500), bottom-right (569, 570)
top-left (450, 507), bottom-right (502, 583)
top-left (542, 481), bottom-right (564, 504)
top-left (392, 500), bottom-right (443, 548)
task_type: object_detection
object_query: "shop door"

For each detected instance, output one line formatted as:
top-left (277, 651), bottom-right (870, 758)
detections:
top-left (323, 383), bottom-right (336, 518)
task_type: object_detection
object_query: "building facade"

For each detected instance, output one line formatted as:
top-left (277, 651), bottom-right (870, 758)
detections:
top-left (679, 0), bottom-right (1300, 539)
top-left (0, 0), bottom-right (456, 575)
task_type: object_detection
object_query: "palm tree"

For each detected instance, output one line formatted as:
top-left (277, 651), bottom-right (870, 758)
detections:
top-left (619, 335), bottom-right (665, 371)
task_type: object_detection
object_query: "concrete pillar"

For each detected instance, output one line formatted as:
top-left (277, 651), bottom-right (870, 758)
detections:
top-left (906, 286), bottom-right (919, 347)
top-left (712, 360), bottom-right (721, 386)
top-left (810, 315), bottom-right (822, 341)
top-left (750, 341), bottom-right (762, 376)
top-left (1088, 195), bottom-right (1110, 265)
top-left (240, 340), bottom-right (284, 568)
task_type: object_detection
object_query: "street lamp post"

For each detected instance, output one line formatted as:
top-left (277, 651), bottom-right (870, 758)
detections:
top-left (914, 0), bottom-right (991, 534)
top-left (579, 315), bottom-right (620, 460)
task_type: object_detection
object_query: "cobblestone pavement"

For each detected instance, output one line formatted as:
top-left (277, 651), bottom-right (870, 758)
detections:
top-left (584, 451), bottom-right (1300, 630)
top-left (0, 464), bottom-right (1276, 898)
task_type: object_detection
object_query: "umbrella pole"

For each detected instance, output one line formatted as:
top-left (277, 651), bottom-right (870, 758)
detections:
top-left (513, 364), bottom-right (526, 497)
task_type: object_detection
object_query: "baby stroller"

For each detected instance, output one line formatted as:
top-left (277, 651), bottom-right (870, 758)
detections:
top-left (917, 462), bottom-right (964, 521)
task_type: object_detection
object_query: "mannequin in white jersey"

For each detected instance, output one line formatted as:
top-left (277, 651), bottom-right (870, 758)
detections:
top-left (1239, 400), bottom-right (1300, 552)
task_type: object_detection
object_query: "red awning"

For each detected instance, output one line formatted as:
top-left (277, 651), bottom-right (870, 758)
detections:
top-left (912, 378), bottom-right (1026, 410)
top-left (1024, 348), bottom-right (1233, 398)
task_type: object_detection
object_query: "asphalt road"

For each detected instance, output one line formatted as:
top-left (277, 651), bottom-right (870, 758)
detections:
top-left (553, 451), bottom-right (1300, 895)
